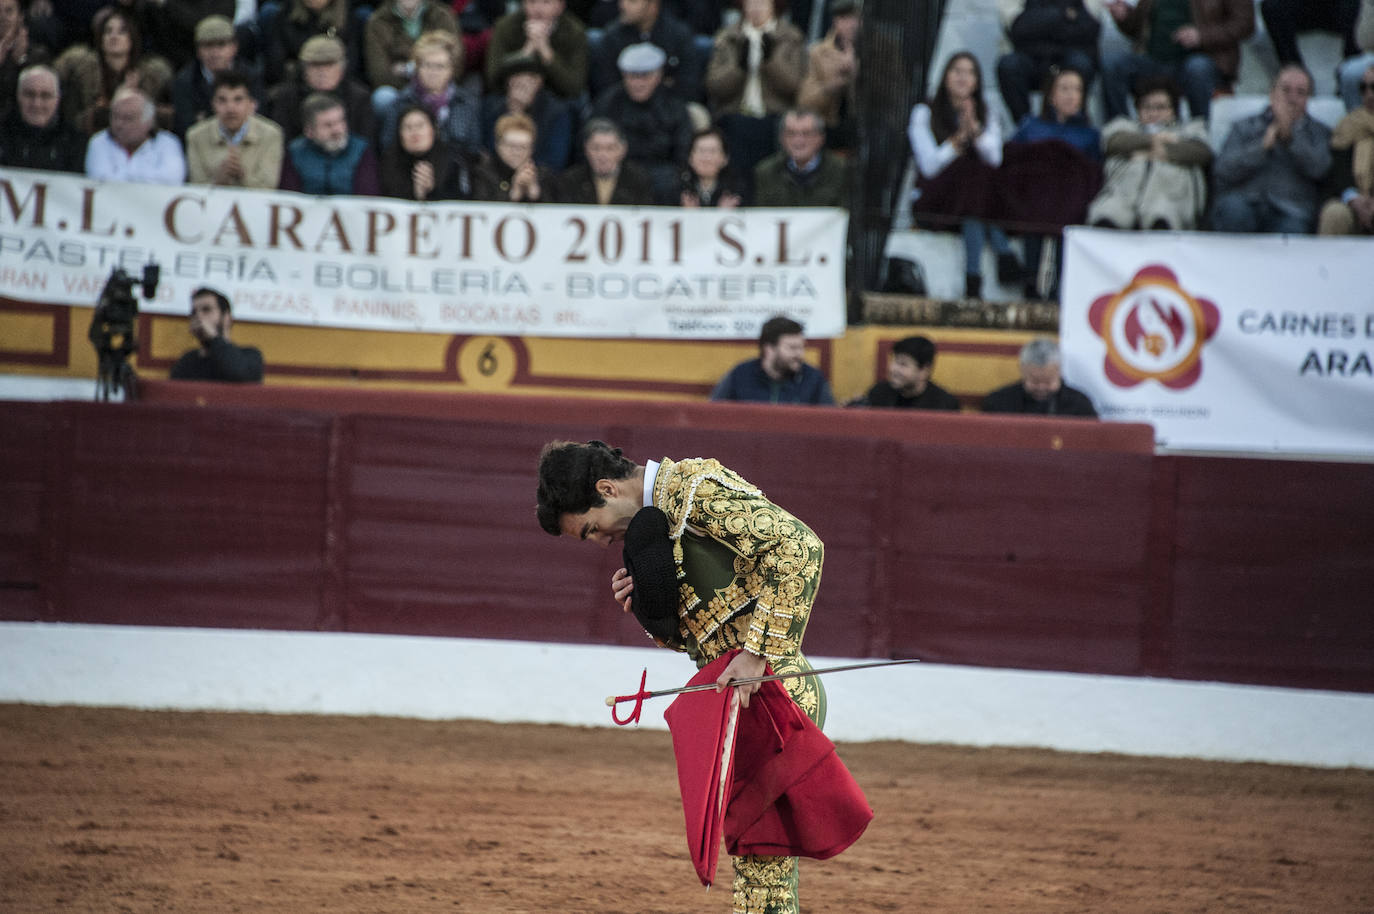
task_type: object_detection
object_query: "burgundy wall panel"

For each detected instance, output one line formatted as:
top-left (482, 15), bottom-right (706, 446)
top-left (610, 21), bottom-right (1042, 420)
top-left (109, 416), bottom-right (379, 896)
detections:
top-left (50, 404), bottom-right (332, 631)
top-left (2, 396), bottom-right (1371, 693)
top-left (1167, 457), bottom-right (1374, 691)
top-left (884, 445), bottom-right (1153, 674)
top-left (0, 403), bottom-right (48, 619)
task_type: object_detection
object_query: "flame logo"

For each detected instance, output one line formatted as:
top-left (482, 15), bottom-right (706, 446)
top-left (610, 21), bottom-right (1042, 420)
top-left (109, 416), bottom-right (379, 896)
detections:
top-left (1088, 265), bottom-right (1219, 390)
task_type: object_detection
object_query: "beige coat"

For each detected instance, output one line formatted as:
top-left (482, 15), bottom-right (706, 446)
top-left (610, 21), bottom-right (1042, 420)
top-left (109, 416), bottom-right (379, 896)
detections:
top-left (185, 114), bottom-right (285, 189)
top-left (704, 19), bottom-right (805, 117)
top-left (1087, 115), bottom-right (1211, 230)
top-left (796, 31), bottom-right (856, 128)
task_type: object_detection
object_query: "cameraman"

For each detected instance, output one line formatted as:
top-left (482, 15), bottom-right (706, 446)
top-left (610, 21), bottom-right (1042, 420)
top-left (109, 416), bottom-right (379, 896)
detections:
top-left (169, 288), bottom-right (264, 383)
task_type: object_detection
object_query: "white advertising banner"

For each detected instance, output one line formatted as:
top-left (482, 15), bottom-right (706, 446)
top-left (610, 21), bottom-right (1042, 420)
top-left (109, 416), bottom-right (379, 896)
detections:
top-left (0, 167), bottom-right (848, 339)
top-left (1062, 227), bottom-right (1374, 456)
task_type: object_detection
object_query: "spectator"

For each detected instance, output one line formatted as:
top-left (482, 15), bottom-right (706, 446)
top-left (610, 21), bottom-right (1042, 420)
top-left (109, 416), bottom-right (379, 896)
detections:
top-left (364, 0), bottom-right (458, 106)
top-left (591, 41), bottom-right (694, 202)
top-left (711, 315), bottom-right (835, 405)
top-left (185, 69), bottom-right (284, 188)
top-left (0, 63), bottom-right (85, 172)
top-left (909, 52), bottom-right (1025, 302)
top-left (266, 0), bottom-right (355, 86)
top-left (1101, 0), bottom-right (1254, 122)
top-left (279, 91), bottom-right (380, 195)
top-left (678, 126), bottom-right (748, 206)
top-left (982, 337), bottom-right (1097, 417)
top-left (850, 335), bottom-right (961, 410)
top-left (85, 86), bottom-right (185, 184)
top-left (556, 116), bottom-right (654, 203)
top-left (379, 103), bottom-right (474, 200)
top-left (1212, 64), bottom-right (1331, 234)
top-left (663, 0), bottom-right (724, 39)
top-left (1259, 0), bottom-right (1360, 70)
top-left (480, 52), bottom-right (572, 170)
top-left (138, 1), bottom-right (237, 73)
top-left (995, 0), bottom-right (1100, 125)
top-left (1337, 0), bottom-right (1374, 111)
top-left (451, 0), bottom-right (508, 79)
top-left (169, 287), bottom-right (264, 383)
top-left (797, 0), bottom-right (860, 153)
top-left (704, 0), bottom-right (804, 174)
top-left (172, 15), bottom-right (263, 138)
top-left (485, 0), bottom-right (588, 101)
top-left (378, 31), bottom-right (480, 155)
top-left (473, 111), bottom-right (556, 201)
top-left (0, 0), bottom-right (50, 122)
top-left (1002, 67), bottom-right (1101, 300)
top-left (1318, 63), bottom-right (1374, 235)
top-left (268, 35), bottom-right (375, 143)
top-left (753, 107), bottom-right (848, 206)
top-left (1087, 74), bottom-right (1211, 230)
top-left (590, 0), bottom-right (699, 101)
top-left (561, 0), bottom-right (720, 36)
top-left (55, 6), bottom-right (174, 135)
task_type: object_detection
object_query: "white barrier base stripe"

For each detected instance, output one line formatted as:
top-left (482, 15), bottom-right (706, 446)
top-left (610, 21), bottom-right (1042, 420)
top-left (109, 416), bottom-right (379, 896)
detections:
top-left (1, 622), bottom-right (1371, 769)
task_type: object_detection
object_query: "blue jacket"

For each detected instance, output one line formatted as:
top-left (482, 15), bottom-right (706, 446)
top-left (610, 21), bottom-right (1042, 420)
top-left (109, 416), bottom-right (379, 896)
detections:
top-left (1009, 114), bottom-right (1103, 162)
top-left (284, 135), bottom-right (374, 195)
top-left (710, 358), bottom-right (835, 405)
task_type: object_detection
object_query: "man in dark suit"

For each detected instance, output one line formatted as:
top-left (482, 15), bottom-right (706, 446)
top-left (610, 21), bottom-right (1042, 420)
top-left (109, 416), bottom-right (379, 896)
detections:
top-left (982, 337), bottom-right (1097, 416)
top-left (555, 117), bottom-right (654, 204)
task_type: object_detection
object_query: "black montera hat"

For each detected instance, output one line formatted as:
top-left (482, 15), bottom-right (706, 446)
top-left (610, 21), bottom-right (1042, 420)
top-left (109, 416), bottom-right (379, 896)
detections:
top-left (622, 506), bottom-right (681, 647)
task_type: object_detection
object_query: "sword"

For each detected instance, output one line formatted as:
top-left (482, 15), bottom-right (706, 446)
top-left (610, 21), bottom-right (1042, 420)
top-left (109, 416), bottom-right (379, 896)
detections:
top-left (606, 658), bottom-right (920, 725)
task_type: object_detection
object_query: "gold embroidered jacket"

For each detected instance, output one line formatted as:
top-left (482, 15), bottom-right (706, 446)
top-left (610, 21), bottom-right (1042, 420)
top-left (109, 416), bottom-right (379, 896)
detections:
top-left (651, 457), bottom-right (824, 663)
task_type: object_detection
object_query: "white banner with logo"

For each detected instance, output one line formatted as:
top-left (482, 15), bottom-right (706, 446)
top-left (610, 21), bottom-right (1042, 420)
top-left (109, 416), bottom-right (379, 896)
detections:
top-left (1062, 227), bottom-right (1374, 456)
top-left (0, 167), bottom-right (848, 339)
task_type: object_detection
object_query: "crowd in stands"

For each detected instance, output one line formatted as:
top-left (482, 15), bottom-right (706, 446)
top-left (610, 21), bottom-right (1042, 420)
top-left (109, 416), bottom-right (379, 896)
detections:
top-left (912, 0), bottom-right (1374, 301)
top-left (0, 0), bottom-right (859, 210)
top-left (0, 0), bottom-right (1370, 309)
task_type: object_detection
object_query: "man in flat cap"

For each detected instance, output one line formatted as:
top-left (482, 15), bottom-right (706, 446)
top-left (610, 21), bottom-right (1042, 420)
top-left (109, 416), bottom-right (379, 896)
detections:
top-left (589, 0), bottom-right (700, 100)
top-left (536, 439), bottom-right (827, 914)
top-left (590, 41), bottom-right (694, 201)
top-left (172, 14), bottom-right (264, 137)
top-left (268, 35), bottom-right (376, 142)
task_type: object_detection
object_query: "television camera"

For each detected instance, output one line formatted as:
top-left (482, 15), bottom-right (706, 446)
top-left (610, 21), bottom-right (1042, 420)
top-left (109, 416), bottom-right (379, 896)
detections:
top-left (88, 262), bottom-right (159, 401)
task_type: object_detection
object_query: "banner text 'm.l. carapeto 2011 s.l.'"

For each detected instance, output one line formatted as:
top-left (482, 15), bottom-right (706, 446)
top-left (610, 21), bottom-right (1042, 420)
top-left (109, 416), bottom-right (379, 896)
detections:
top-left (0, 167), bottom-right (849, 340)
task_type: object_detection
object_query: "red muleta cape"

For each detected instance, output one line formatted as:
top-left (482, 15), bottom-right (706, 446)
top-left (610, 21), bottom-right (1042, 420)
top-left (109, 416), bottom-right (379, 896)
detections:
top-left (663, 652), bottom-right (874, 886)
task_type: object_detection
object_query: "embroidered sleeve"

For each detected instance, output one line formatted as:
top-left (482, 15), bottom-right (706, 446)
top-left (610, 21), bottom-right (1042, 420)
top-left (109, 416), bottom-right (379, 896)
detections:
top-left (657, 458), bottom-right (824, 661)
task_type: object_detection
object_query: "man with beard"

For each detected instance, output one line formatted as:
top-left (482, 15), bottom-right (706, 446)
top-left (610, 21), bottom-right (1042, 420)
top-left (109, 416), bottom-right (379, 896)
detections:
top-left (279, 91), bottom-right (379, 194)
top-left (711, 315), bottom-right (835, 405)
top-left (169, 287), bottom-right (264, 383)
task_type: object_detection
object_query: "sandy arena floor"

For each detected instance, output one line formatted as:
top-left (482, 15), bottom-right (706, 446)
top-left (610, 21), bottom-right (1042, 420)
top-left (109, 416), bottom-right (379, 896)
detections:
top-left (1, 705), bottom-right (1371, 913)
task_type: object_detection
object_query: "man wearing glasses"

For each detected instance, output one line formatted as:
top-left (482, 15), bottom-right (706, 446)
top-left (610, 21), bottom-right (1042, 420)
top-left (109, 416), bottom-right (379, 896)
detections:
top-left (0, 65), bottom-right (85, 172)
top-left (752, 107), bottom-right (849, 207)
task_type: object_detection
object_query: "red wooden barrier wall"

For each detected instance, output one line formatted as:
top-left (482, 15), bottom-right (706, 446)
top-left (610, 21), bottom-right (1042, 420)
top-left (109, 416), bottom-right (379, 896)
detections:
top-left (1, 391), bottom-right (1370, 693)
